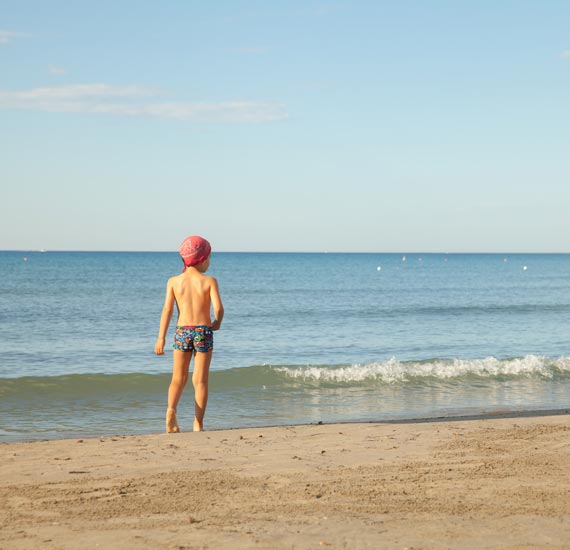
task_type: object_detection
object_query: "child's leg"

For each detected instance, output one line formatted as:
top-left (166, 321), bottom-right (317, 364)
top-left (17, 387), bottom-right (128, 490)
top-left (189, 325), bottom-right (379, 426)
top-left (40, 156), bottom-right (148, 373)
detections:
top-left (166, 350), bottom-right (192, 433)
top-left (191, 350), bottom-right (213, 432)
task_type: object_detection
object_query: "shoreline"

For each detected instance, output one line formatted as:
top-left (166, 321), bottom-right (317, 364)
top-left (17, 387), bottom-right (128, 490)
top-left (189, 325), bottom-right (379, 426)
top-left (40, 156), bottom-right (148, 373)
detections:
top-left (2, 413), bottom-right (570, 549)
top-left (3, 406), bottom-right (570, 446)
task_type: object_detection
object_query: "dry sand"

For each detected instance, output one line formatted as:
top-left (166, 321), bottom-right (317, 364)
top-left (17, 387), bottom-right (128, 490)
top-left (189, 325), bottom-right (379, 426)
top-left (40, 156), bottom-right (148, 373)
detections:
top-left (1, 414), bottom-right (570, 550)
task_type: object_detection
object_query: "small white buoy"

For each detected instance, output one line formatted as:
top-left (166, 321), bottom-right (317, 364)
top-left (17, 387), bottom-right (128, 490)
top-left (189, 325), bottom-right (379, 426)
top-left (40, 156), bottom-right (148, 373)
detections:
top-left (523, 266), bottom-right (528, 271)
top-left (402, 255), bottom-right (406, 262)
top-left (23, 257), bottom-right (28, 262)
top-left (377, 266), bottom-right (382, 271)
top-left (504, 258), bottom-right (508, 263)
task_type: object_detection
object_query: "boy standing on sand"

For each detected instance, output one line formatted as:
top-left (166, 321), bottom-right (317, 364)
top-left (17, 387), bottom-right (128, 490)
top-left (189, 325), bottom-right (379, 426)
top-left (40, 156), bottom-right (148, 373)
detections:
top-left (154, 236), bottom-right (224, 433)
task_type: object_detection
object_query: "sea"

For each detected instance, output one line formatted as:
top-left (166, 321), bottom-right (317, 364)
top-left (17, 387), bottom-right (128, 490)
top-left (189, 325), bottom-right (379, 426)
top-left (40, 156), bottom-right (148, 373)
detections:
top-left (1, 251), bottom-right (569, 442)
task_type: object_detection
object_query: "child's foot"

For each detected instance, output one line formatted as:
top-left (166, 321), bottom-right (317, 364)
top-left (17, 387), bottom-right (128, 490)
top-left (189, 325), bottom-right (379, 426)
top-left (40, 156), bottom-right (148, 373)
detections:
top-left (193, 420), bottom-right (204, 432)
top-left (166, 408), bottom-right (180, 433)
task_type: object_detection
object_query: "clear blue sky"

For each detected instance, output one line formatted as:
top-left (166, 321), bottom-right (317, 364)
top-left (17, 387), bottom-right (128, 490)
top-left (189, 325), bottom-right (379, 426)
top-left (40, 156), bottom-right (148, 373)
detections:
top-left (1, 1), bottom-right (569, 252)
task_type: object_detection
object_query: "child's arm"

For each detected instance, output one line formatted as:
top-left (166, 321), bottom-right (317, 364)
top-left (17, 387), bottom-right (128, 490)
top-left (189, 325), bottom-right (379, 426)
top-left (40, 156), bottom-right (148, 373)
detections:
top-left (154, 279), bottom-right (175, 354)
top-left (210, 277), bottom-right (224, 331)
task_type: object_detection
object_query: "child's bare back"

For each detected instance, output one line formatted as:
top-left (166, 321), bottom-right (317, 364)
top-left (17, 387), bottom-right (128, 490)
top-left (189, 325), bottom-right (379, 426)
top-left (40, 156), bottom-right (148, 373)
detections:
top-left (168, 268), bottom-right (221, 329)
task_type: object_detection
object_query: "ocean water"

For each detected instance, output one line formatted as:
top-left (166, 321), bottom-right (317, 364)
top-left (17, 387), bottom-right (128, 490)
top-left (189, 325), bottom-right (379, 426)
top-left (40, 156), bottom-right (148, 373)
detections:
top-left (0, 251), bottom-right (569, 442)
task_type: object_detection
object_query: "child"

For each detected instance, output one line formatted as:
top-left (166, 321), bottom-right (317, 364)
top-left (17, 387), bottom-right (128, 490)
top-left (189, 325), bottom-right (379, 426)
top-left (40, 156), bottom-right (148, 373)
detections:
top-left (154, 236), bottom-right (224, 433)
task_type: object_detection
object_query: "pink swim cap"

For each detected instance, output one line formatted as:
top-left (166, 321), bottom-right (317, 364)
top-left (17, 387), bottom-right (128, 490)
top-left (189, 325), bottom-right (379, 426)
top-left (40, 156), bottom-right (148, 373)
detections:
top-left (179, 235), bottom-right (211, 271)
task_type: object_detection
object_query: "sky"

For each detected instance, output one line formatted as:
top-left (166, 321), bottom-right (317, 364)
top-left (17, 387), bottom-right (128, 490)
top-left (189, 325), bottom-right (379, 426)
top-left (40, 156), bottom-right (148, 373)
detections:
top-left (1, 1), bottom-right (569, 252)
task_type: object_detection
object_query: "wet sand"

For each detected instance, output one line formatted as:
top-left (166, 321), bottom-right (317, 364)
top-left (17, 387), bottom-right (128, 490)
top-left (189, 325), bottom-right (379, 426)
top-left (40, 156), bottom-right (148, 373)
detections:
top-left (2, 414), bottom-right (570, 549)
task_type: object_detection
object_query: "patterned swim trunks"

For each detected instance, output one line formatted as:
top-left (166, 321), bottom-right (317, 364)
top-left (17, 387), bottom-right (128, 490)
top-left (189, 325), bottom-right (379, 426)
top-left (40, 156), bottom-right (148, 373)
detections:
top-left (173, 325), bottom-right (214, 353)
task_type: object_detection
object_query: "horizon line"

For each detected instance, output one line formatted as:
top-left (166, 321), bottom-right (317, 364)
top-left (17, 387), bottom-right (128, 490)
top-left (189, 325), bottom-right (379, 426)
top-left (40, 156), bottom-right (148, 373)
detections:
top-left (2, 249), bottom-right (570, 255)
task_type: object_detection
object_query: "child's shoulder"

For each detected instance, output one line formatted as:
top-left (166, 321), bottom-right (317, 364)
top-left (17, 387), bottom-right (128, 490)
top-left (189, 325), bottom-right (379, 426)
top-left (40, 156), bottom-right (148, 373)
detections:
top-left (202, 273), bottom-right (218, 285)
top-left (167, 273), bottom-right (184, 286)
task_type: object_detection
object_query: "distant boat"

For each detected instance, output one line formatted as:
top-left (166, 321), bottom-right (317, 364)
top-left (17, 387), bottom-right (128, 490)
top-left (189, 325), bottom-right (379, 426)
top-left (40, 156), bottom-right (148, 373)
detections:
top-left (40, 249), bottom-right (46, 253)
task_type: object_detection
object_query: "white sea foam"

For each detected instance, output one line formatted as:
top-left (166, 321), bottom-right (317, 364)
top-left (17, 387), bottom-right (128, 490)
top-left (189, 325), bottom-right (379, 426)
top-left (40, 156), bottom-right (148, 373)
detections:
top-left (276, 355), bottom-right (570, 384)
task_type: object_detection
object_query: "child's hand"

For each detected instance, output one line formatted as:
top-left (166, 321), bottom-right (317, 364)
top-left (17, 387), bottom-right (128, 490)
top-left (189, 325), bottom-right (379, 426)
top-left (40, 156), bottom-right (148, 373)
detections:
top-left (154, 338), bottom-right (165, 355)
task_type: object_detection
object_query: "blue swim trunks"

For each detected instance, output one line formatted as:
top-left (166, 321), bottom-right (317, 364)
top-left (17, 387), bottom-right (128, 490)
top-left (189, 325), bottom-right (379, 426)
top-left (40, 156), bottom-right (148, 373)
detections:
top-left (173, 325), bottom-right (214, 353)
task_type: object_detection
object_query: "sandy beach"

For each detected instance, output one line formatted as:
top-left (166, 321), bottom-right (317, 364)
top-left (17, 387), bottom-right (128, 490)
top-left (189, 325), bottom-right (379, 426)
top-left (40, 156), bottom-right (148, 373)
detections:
top-left (1, 413), bottom-right (570, 550)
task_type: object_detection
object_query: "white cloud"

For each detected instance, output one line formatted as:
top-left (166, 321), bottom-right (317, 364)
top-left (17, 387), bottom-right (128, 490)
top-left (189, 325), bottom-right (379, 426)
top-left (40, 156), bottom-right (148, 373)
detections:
top-left (0, 30), bottom-right (29, 45)
top-left (126, 101), bottom-right (287, 123)
top-left (0, 84), bottom-right (288, 123)
top-left (0, 84), bottom-right (159, 100)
